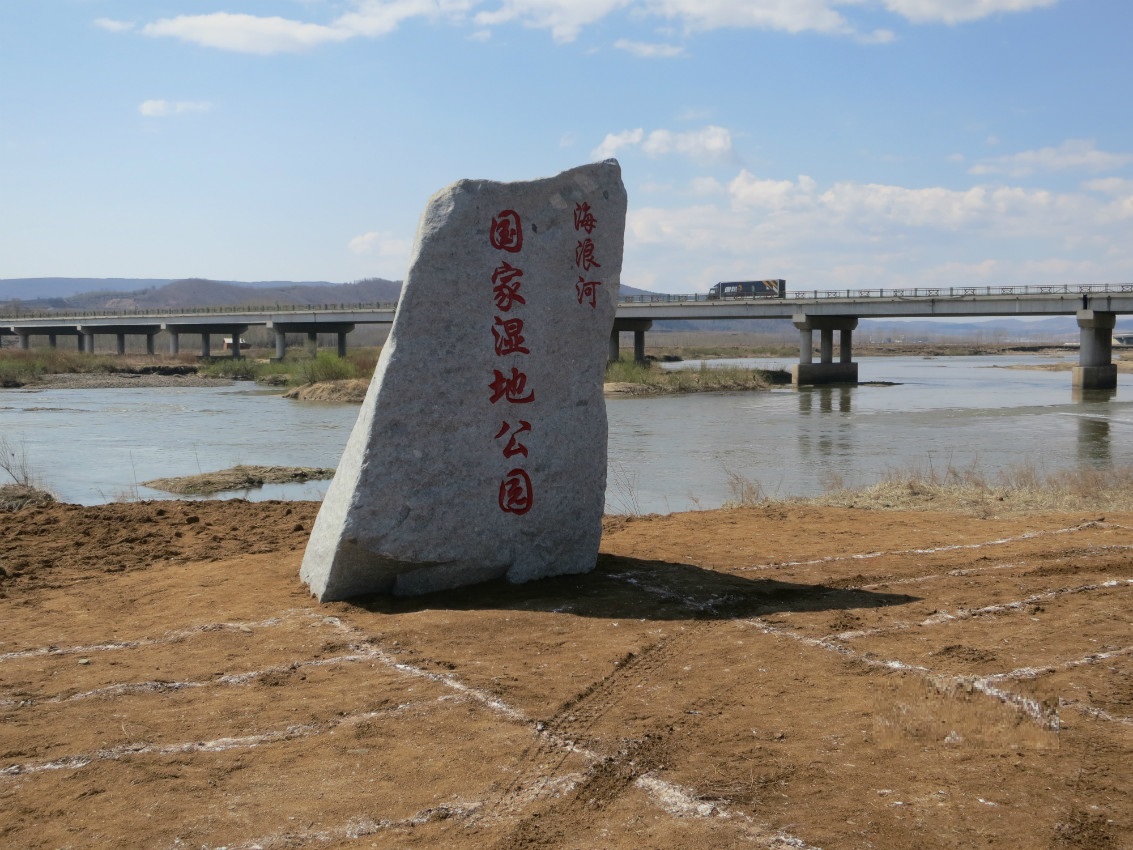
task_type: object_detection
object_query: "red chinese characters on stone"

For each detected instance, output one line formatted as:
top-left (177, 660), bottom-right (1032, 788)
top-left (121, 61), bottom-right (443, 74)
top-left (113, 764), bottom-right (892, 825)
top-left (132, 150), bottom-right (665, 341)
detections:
top-left (575, 238), bottom-right (601, 272)
top-left (492, 316), bottom-right (529, 356)
top-left (491, 262), bottom-right (526, 311)
top-left (576, 276), bottom-right (601, 308)
top-left (573, 203), bottom-right (602, 309)
top-left (488, 208), bottom-right (534, 516)
top-left (494, 420), bottom-right (531, 458)
top-left (489, 210), bottom-right (523, 253)
top-left (489, 366), bottom-right (534, 404)
top-left (573, 202), bottom-right (597, 234)
top-left (498, 468), bottom-right (533, 515)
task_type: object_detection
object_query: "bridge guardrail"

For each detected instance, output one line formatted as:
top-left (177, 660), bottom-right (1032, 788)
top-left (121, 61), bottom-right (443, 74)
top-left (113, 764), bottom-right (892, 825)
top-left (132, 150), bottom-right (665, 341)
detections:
top-left (615, 282), bottom-right (1133, 304)
top-left (0, 302), bottom-right (401, 321)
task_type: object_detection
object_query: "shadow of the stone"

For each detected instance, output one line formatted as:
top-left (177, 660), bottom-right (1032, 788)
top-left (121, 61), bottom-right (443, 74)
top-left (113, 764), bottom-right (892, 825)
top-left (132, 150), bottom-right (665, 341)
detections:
top-left (347, 552), bottom-right (918, 621)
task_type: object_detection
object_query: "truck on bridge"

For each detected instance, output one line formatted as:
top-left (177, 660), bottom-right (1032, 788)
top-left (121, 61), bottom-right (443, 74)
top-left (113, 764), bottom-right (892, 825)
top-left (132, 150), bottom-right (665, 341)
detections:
top-left (707, 279), bottom-right (786, 299)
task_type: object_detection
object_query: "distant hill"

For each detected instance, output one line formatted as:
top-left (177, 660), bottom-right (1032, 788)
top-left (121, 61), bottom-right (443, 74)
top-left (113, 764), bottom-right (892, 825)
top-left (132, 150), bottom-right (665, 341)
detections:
top-left (0, 277), bottom-right (403, 312)
top-left (0, 278), bottom-right (173, 300)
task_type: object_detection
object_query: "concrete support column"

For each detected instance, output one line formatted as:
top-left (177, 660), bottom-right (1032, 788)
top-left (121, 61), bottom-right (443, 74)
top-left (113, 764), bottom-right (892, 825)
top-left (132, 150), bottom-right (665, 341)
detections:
top-left (337, 331), bottom-right (348, 358)
top-left (798, 327), bottom-right (814, 364)
top-left (146, 334), bottom-right (156, 356)
top-left (48, 334), bottom-right (57, 349)
top-left (169, 331), bottom-right (180, 355)
top-left (1073, 310), bottom-right (1117, 390)
top-left (275, 329), bottom-right (287, 360)
top-left (201, 333), bottom-right (211, 359)
top-left (608, 319), bottom-right (651, 364)
top-left (83, 333), bottom-right (95, 354)
top-left (77, 335), bottom-right (85, 352)
top-left (792, 315), bottom-right (859, 385)
top-left (17, 333), bottom-right (29, 350)
top-left (116, 333), bottom-right (126, 356)
top-left (820, 328), bottom-right (834, 364)
top-left (307, 331), bottom-right (318, 354)
top-left (230, 327), bottom-right (242, 360)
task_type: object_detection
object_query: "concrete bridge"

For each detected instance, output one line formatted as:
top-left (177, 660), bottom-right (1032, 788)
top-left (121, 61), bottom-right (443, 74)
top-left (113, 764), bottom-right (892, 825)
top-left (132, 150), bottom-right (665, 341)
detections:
top-left (2, 282), bottom-right (1132, 389)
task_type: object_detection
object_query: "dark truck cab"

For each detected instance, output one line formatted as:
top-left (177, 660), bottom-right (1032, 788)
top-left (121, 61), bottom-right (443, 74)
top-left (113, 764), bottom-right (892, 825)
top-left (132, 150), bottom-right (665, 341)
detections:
top-left (707, 279), bottom-right (786, 299)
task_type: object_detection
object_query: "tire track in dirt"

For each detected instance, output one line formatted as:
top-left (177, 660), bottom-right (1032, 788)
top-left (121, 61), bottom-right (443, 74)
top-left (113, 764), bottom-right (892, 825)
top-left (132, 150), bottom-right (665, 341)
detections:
top-left (0, 613), bottom-right (300, 662)
top-left (467, 627), bottom-right (704, 832)
top-left (824, 578), bottom-right (1133, 641)
top-left (732, 521), bottom-right (1111, 573)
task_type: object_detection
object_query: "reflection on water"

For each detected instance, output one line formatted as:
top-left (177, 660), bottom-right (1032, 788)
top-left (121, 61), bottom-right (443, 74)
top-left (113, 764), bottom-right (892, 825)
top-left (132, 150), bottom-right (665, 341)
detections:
top-left (797, 386), bottom-right (855, 469)
top-left (3, 355), bottom-right (1132, 513)
top-left (1074, 414), bottom-right (1112, 465)
top-left (1067, 388), bottom-right (1119, 466)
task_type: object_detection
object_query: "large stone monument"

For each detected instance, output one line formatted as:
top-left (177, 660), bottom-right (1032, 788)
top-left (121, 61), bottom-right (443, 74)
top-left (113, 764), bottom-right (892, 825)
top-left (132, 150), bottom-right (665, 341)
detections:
top-left (301, 160), bottom-right (627, 600)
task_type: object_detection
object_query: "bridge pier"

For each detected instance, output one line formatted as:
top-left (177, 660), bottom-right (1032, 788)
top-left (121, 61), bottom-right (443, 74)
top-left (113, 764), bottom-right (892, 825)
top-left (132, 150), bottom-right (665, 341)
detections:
top-left (163, 322), bottom-right (248, 360)
top-left (116, 333), bottom-right (127, 356)
top-left (17, 332), bottom-right (29, 351)
top-left (609, 318), bottom-right (652, 363)
top-left (265, 321), bottom-right (355, 360)
top-left (229, 326), bottom-right (244, 360)
top-left (791, 315), bottom-right (858, 385)
top-left (1073, 310), bottom-right (1117, 390)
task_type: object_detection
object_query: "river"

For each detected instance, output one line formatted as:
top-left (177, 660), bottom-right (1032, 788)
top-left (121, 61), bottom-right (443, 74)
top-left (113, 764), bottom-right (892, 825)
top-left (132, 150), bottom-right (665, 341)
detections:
top-left (2, 354), bottom-right (1130, 514)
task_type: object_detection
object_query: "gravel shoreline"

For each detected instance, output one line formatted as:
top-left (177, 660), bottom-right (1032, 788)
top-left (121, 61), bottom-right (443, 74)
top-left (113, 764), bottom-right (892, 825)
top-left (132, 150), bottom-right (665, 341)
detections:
top-left (13, 372), bottom-right (237, 390)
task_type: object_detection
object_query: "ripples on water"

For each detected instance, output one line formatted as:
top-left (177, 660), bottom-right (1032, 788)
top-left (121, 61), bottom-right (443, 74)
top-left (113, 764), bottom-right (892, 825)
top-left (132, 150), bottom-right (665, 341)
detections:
top-left (3, 356), bottom-right (1130, 514)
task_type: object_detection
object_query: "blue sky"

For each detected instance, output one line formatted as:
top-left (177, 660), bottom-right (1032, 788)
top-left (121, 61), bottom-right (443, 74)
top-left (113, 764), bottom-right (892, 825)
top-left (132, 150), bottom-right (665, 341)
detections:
top-left (2, 0), bottom-right (1131, 294)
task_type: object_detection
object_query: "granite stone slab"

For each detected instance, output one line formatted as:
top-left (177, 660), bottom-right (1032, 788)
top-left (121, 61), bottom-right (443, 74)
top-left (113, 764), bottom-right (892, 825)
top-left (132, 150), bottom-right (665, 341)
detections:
top-left (301, 160), bottom-right (626, 599)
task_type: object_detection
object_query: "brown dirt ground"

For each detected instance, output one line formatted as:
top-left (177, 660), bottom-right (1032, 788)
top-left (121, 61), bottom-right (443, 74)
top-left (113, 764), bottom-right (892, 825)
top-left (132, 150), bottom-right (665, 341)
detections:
top-left (1, 500), bottom-right (1130, 850)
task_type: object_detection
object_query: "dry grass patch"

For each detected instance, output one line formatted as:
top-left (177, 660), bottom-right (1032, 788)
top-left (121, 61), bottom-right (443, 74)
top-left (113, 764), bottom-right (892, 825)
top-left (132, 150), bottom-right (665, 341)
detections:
top-left (807, 462), bottom-right (1133, 515)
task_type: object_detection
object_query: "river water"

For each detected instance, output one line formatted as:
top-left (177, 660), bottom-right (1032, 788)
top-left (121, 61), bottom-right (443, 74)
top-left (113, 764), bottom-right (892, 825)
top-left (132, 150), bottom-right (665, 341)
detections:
top-left (2, 354), bottom-right (1130, 514)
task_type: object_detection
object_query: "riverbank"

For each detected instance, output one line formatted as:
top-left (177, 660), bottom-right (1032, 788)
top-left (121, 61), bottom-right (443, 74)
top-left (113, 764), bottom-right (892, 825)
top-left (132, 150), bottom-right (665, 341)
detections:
top-left (142, 465), bottom-right (336, 495)
top-left (1, 497), bottom-right (1129, 849)
top-left (18, 371), bottom-right (235, 390)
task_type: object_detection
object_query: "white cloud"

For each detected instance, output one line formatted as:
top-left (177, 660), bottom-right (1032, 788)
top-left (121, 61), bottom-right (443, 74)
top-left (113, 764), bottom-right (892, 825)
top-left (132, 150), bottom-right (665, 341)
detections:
top-left (142, 13), bottom-right (352, 54)
top-left (621, 168), bottom-right (1133, 292)
top-left (969, 139), bottom-right (1133, 178)
top-left (857, 28), bottom-right (897, 44)
top-left (94, 18), bottom-right (135, 33)
top-left (348, 230), bottom-right (413, 259)
top-left (592, 128), bottom-right (645, 159)
top-left (613, 38), bottom-right (685, 57)
top-left (689, 176), bottom-right (725, 195)
top-left (138, 100), bottom-right (213, 117)
top-left (1083, 177), bottom-right (1133, 196)
top-left (473, 0), bottom-right (632, 43)
top-left (121, 0), bottom-right (1064, 53)
top-left (881, 0), bottom-right (1058, 25)
top-left (643, 0), bottom-right (855, 35)
top-left (335, 0), bottom-right (475, 37)
top-left (592, 126), bottom-right (733, 163)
